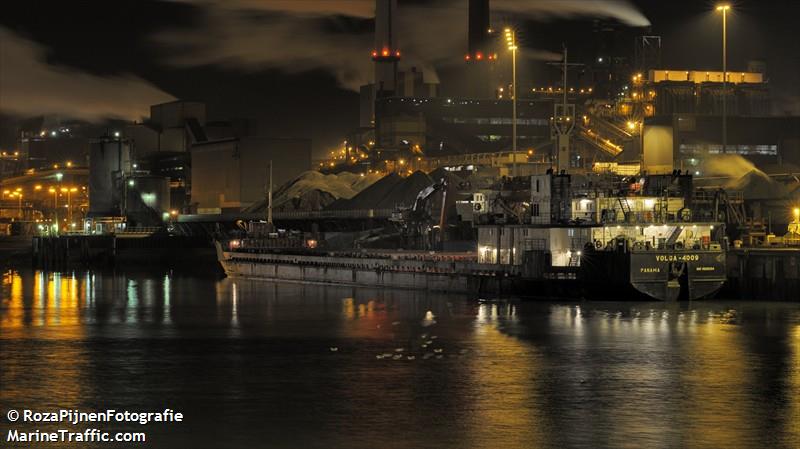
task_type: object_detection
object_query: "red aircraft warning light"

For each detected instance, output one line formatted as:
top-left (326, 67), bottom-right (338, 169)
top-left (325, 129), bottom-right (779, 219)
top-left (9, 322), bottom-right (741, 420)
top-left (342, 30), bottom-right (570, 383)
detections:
top-left (372, 47), bottom-right (401, 61)
top-left (465, 52), bottom-right (497, 63)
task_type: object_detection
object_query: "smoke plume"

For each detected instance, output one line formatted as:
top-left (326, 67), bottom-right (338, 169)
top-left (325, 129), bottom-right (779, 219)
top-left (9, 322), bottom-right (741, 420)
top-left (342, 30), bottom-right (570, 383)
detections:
top-left (172, 0), bottom-right (375, 18)
top-left (156, 12), bottom-right (374, 90)
top-left (699, 154), bottom-right (787, 199)
top-left (493, 0), bottom-right (650, 27)
top-left (157, 0), bottom-right (650, 90)
top-left (0, 28), bottom-right (174, 121)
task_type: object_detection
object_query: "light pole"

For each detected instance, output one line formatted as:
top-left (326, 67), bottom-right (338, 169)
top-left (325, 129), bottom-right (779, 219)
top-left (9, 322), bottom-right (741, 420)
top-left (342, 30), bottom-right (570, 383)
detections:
top-left (266, 161), bottom-right (273, 229)
top-left (55, 172), bottom-right (63, 233)
top-left (505, 28), bottom-right (518, 178)
top-left (62, 187), bottom-right (77, 225)
top-left (49, 187), bottom-right (58, 234)
top-left (717, 4), bottom-right (731, 153)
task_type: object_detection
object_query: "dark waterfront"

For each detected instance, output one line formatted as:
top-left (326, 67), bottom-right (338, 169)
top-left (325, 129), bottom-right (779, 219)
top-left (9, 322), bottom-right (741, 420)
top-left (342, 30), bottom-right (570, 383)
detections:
top-left (1, 267), bottom-right (799, 449)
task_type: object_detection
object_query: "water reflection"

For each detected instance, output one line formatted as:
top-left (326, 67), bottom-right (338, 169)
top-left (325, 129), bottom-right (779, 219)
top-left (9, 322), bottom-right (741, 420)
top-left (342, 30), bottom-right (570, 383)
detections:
top-left (1, 269), bottom-right (799, 449)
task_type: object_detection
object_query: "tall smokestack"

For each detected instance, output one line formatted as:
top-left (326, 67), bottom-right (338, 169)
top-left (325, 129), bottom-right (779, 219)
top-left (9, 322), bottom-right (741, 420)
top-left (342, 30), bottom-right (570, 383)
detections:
top-left (467, 0), bottom-right (491, 61)
top-left (465, 0), bottom-right (495, 98)
top-left (372, 0), bottom-right (400, 97)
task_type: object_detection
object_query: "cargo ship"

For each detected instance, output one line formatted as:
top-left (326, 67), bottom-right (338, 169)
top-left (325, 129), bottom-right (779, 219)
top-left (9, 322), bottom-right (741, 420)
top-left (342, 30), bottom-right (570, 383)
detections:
top-left (217, 172), bottom-right (727, 301)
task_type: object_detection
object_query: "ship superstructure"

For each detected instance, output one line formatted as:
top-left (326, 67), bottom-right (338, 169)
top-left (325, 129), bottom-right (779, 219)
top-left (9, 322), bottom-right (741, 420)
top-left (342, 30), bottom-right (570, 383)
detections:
top-left (472, 171), bottom-right (726, 300)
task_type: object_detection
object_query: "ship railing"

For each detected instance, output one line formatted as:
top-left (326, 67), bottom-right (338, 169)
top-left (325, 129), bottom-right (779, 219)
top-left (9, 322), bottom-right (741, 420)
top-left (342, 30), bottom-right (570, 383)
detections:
top-left (227, 251), bottom-right (515, 276)
top-left (273, 209), bottom-right (395, 220)
top-left (693, 189), bottom-right (744, 204)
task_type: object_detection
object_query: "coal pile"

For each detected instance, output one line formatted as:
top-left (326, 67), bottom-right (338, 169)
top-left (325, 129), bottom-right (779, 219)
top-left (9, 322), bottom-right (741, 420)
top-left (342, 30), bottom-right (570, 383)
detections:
top-left (245, 171), bottom-right (381, 213)
top-left (328, 171), bottom-right (440, 211)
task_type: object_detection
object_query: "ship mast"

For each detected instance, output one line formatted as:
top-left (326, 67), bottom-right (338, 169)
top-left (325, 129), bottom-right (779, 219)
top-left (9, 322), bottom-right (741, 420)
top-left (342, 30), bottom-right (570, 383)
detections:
top-left (266, 161), bottom-right (273, 230)
top-left (551, 45), bottom-right (576, 173)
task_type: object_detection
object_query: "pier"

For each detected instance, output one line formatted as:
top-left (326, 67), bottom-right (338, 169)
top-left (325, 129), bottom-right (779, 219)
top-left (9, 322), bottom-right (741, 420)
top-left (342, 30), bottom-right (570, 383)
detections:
top-left (30, 234), bottom-right (217, 270)
top-left (726, 248), bottom-right (800, 301)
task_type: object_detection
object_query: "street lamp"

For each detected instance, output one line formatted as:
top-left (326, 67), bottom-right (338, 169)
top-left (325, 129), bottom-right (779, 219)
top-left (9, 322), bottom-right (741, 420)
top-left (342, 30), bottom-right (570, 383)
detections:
top-left (716, 4), bottom-right (731, 153)
top-left (62, 187), bottom-right (77, 225)
top-left (49, 187), bottom-right (59, 234)
top-left (505, 27), bottom-right (518, 177)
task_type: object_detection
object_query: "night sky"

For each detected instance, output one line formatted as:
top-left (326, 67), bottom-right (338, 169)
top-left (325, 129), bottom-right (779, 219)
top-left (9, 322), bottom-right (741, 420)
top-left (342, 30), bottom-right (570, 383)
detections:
top-left (1, 0), bottom-right (798, 157)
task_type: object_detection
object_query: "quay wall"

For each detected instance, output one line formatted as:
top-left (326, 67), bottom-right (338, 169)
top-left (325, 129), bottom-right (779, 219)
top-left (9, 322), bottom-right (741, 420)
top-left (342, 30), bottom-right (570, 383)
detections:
top-left (725, 248), bottom-right (800, 301)
top-left (31, 235), bottom-right (218, 273)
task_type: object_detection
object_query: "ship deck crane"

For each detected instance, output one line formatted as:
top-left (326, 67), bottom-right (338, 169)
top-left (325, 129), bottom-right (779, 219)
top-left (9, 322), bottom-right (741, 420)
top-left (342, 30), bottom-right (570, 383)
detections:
top-left (391, 178), bottom-right (449, 249)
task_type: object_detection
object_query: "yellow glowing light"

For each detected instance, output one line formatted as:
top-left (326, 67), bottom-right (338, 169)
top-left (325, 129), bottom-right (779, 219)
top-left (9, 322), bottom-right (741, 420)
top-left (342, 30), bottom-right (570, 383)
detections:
top-left (34, 185), bottom-right (42, 190)
top-left (716, 4), bottom-right (731, 11)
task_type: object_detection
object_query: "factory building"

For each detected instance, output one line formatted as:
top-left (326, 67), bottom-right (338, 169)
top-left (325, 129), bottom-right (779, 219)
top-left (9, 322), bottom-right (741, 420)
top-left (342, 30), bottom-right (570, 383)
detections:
top-left (125, 101), bottom-right (207, 156)
top-left (647, 69), bottom-right (771, 117)
top-left (643, 115), bottom-right (800, 175)
top-left (17, 125), bottom-right (91, 171)
top-left (122, 101), bottom-right (207, 212)
top-left (637, 61), bottom-right (800, 174)
top-left (374, 97), bottom-right (554, 155)
top-left (0, 151), bottom-right (23, 179)
top-left (86, 136), bottom-right (173, 229)
top-left (355, 0), bottom-right (555, 164)
top-left (191, 137), bottom-right (311, 214)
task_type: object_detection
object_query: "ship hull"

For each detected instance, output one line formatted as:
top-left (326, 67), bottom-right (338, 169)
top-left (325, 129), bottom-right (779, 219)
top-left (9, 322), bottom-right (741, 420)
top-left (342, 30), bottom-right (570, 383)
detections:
top-left (217, 244), bottom-right (725, 301)
top-left (216, 242), bottom-right (489, 294)
top-left (581, 250), bottom-right (726, 301)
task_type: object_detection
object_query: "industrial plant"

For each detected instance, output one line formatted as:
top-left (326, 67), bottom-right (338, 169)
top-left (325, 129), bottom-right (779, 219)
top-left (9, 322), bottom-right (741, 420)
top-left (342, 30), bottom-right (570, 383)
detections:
top-left (1, 0), bottom-right (798, 301)
top-left (4, 2), bottom-right (800, 449)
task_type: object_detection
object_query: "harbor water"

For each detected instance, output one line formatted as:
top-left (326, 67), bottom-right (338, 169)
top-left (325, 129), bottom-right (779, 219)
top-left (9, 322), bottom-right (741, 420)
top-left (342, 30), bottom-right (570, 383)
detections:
top-left (1, 267), bottom-right (799, 448)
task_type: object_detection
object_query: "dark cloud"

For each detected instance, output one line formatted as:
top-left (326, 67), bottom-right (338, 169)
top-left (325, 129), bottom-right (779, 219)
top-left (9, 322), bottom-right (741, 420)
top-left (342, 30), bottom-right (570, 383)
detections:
top-left (155, 0), bottom-right (650, 90)
top-left (0, 27), bottom-right (175, 121)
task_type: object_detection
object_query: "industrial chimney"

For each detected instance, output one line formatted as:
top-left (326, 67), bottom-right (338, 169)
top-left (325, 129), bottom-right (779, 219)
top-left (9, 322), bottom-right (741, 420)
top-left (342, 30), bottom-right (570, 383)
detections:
top-left (372, 0), bottom-right (400, 97)
top-left (467, 0), bottom-right (491, 62)
top-left (465, 0), bottom-right (495, 98)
